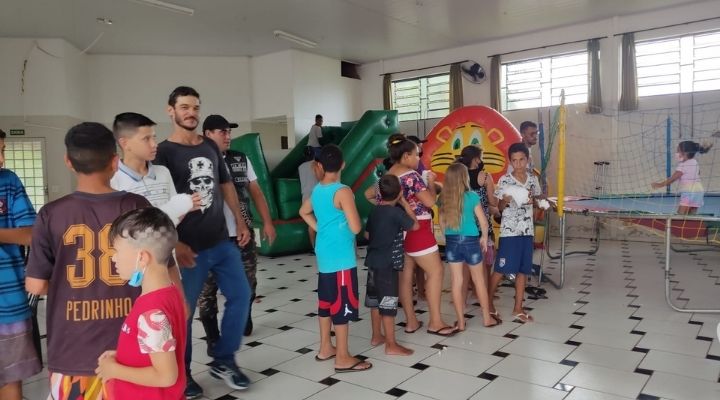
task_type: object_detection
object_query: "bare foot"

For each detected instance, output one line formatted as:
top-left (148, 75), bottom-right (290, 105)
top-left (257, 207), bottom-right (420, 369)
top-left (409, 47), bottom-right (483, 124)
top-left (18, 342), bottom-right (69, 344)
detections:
top-left (385, 342), bottom-right (414, 356)
top-left (370, 335), bottom-right (385, 346)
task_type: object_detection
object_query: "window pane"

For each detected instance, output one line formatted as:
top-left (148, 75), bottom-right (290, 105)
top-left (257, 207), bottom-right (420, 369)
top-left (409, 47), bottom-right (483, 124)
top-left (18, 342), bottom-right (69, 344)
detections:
top-left (639, 84), bottom-right (680, 97)
top-left (638, 30), bottom-right (720, 97)
top-left (392, 74), bottom-right (449, 121)
top-left (501, 51), bottom-right (588, 111)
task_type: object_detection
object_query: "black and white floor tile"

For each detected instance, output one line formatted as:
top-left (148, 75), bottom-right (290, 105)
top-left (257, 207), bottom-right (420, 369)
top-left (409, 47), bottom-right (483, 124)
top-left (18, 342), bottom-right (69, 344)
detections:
top-left (22, 239), bottom-right (720, 399)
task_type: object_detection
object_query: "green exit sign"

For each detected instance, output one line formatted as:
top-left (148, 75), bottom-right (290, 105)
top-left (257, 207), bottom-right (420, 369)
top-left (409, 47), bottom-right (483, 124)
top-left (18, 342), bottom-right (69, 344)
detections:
top-left (9, 129), bottom-right (25, 136)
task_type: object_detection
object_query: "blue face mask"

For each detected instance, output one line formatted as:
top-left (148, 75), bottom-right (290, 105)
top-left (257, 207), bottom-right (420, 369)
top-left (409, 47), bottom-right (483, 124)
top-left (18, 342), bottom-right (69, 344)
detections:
top-left (128, 253), bottom-right (147, 287)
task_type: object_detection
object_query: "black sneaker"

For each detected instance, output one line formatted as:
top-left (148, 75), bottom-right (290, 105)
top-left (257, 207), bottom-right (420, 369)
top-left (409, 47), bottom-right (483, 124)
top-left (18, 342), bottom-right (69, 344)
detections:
top-left (244, 315), bottom-right (253, 336)
top-left (209, 360), bottom-right (250, 390)
top-left (184, 375), bottom-right (203, 399)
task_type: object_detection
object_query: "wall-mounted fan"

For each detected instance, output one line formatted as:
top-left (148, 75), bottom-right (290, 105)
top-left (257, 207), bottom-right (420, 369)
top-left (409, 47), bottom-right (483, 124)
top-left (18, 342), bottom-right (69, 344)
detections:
top-left (460, 60), bottom-right (486, 84)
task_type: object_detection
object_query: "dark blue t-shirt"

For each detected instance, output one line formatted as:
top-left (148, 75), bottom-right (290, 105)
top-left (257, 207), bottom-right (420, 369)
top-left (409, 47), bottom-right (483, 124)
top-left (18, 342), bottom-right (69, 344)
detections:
top-left (155, 136), bottom-right (231, 251)
top-left (364, 205), bottom-right (415, 270)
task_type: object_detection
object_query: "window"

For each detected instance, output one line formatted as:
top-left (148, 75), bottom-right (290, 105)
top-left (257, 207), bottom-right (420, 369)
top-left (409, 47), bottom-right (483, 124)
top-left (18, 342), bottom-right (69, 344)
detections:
top-left (636, 31), bottom-right (720, 97)
top-left (501, 52), bottom-right (588, 111)
top-left (4, 139), bottom-right (47, 210)
top-left (392, 74), bottom-right (449, 122)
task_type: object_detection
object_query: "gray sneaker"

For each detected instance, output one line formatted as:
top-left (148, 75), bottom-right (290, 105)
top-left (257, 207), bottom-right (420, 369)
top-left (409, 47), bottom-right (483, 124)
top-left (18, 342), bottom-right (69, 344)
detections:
top-left (209, 360), bottom-right (250, 390)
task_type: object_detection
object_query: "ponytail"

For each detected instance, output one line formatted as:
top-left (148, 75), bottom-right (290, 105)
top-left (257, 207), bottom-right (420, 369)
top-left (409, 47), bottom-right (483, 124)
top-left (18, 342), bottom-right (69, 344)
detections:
top-left (679, 140), bottom-right (713, 158)
top-left (458, 145), bottom-right (482, 168)
top-left (698, 142), bottom-right (713, 154)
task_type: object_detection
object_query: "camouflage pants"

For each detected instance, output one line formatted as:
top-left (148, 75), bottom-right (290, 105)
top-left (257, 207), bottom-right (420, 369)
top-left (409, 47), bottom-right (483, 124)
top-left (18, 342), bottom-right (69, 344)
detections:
top-left (197, 220), bottom-right (258, 319)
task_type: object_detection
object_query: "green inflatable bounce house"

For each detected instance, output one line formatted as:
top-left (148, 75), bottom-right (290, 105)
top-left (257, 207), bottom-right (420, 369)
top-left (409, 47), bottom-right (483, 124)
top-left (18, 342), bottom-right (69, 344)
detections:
top-left (229, 110), bottom-right (399, 256)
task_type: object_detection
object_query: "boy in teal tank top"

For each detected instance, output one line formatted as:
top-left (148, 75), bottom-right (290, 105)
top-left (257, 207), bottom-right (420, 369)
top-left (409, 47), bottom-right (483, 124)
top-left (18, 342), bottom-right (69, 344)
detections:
top-left (300, 145), bottom-right (372, 373)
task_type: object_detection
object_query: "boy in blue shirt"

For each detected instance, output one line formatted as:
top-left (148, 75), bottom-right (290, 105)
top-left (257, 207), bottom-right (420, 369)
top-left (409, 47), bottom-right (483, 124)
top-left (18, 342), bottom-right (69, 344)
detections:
top-left (0, 129), bottom-right (41, 400)
top-left (299, 145), bottom-right (372, 373)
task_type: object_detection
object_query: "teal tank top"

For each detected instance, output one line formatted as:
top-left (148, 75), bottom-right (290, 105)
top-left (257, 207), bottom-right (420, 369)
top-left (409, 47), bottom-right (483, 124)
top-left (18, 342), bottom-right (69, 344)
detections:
top-left (311, 182), bottom-right (357, 273)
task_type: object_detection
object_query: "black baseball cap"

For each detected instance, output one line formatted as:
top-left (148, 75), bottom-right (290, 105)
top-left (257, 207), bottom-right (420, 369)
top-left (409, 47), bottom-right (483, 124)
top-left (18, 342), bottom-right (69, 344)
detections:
top-left (202, 114), bottom-right (238, 131)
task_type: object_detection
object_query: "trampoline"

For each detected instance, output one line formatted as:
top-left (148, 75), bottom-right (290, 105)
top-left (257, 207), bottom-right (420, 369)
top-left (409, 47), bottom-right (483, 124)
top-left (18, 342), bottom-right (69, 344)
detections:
top-left (544, 193), bottom-right (720, 314)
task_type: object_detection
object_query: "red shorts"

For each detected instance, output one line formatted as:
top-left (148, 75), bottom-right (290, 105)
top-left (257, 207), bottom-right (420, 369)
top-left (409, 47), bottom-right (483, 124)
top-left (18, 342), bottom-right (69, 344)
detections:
top-left (404, 217), bottom-right (438, 257)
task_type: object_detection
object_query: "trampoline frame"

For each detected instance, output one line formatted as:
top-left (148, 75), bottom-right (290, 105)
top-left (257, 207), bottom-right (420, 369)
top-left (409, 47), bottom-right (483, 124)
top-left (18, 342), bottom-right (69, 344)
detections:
top-left (543, 208), bottom-right (720, 314)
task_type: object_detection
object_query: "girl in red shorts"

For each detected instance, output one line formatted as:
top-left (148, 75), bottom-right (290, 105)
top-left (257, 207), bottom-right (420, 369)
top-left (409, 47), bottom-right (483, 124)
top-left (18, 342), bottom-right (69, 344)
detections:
top-left (366, 137), bottom-right (456, 337)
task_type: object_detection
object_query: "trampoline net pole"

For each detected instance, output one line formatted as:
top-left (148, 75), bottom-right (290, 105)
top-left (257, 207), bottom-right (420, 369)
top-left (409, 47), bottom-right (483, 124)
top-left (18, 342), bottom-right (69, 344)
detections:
top-left (557, 91), bottom-right (566, 217)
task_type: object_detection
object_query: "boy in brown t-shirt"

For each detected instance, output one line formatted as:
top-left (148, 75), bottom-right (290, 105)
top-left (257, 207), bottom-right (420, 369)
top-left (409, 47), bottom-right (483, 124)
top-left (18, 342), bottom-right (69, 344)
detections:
top-left (25, 123), bottom-right (182, 400)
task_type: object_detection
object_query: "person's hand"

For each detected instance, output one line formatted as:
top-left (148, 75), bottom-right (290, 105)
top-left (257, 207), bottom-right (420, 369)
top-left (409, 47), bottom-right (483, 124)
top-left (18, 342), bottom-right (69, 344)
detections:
top-left (175, 242), bottom-right (197, 268)
top-left (263, 222), bottom-right (276, 245)
top-left (502, 195), bottom-right (513, 204)
top-left (651, 182), bottom-right (663, 189)
top-left (190, 192), bottom-right (202, 211)
top-left (425, 171), bottom-right (437, 183)
top-left (95, 350), bottom-right (118, 382)
top-left (237, 225), bottom-right (251, 247)
top-left (480, 236), bottom-right (488, 254)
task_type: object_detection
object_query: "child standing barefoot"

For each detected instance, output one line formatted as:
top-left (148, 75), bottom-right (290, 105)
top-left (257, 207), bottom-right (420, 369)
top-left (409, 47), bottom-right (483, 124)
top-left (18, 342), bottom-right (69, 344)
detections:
top-left (440, 163), bottom-right (496, 331)
top-left (364, 175), bottom-right (418, 355)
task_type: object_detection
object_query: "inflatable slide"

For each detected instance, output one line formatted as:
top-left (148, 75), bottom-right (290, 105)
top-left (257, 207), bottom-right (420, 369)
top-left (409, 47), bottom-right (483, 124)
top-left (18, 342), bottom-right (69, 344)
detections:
top-left (230, 110), bottom-right (399, 255)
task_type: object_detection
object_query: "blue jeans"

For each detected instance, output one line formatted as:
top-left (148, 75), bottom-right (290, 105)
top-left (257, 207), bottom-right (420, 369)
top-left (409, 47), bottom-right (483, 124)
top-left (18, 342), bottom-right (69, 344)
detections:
top-left (444, 235), bottom-right (483, 265)
top-left (182, 239), bottom-right (250, 370)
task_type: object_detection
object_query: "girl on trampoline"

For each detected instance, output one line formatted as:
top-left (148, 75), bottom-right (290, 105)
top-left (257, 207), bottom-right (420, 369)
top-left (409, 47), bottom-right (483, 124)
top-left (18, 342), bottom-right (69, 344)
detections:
top-left (652, 140), bottom-right (713, 214)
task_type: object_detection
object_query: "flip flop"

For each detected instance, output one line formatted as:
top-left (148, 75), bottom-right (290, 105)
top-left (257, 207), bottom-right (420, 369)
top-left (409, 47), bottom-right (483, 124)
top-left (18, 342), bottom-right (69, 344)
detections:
top-left (315, 354), bottom-right (336, 362)
top-left (490, 311), bottom-right (502, 323)
top-left (512, 312), bottom-right (534, 323)
top-left (334, 360), bottom-right (372, 373)
top-left (404, 321), bottom-right (423, 334)
top-left (426, 326), bottom-right (458, 337)
top-left (453, 321), bottom-right (466, 332)
top-left (484, 314), bottom-right (501, 328)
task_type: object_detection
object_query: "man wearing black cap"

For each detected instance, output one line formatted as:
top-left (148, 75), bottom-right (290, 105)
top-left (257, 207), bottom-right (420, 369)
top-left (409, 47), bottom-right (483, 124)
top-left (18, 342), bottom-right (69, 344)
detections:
top-left (154, 86), bottom-right (253, 398)
top-left (199, 114), bottom-right (276, 344)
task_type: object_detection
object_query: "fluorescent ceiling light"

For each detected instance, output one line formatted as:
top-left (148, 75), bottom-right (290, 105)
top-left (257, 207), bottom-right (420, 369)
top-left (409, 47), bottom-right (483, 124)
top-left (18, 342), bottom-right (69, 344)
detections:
top-left (128, 0), bottom-right (194, 16)
top-left (273, 30), bottom-right (318, 48)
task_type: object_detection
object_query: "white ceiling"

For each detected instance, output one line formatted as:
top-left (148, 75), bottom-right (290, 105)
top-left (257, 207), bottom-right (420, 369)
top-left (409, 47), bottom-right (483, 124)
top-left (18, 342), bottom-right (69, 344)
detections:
top-left (0, 0), bottom-right (709, 63)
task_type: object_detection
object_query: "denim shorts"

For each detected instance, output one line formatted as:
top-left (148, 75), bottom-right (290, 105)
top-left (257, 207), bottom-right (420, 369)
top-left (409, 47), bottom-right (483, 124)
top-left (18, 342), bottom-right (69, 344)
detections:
top-left (444, 235), bottom-right (483, 265)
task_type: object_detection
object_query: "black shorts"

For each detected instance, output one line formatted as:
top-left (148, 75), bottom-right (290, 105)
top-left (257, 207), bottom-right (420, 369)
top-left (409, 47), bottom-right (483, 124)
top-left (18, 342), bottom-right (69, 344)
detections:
top-left (318, 268), bottom-right (359, 325)
top-left (364, 267), bottom-right (399, 317)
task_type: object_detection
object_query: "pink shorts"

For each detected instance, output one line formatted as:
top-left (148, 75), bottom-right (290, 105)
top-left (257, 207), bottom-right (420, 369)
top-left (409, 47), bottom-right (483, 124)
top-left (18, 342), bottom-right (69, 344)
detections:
top-left (404, 217), bottom-right (438, 257)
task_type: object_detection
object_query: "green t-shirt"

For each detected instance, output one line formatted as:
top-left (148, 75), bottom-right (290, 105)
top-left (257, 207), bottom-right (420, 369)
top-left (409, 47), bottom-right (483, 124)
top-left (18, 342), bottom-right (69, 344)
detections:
top-left (444, 191), bottom-right (481, 237)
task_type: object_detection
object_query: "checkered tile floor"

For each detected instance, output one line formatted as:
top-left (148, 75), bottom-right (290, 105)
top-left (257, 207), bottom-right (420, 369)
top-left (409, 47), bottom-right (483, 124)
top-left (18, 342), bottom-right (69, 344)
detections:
top-left (23, 239), bottom-right (720, 399)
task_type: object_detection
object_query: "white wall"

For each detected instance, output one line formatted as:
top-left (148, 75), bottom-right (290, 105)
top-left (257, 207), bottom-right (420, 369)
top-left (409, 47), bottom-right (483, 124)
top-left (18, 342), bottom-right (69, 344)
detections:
top-left (0, 38), bottom-right (88, 119)
top-left (251, 50), bottom-right (361, 146)
top-left (87, 54), bottom-right (252, 138)
top-left (291, 50), bottom-right (360, 143)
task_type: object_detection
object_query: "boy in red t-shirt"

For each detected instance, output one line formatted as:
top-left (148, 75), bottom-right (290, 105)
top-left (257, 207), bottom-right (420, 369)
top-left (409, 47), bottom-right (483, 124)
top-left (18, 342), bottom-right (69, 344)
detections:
top-left (95, 207), bottom-right (186, 399)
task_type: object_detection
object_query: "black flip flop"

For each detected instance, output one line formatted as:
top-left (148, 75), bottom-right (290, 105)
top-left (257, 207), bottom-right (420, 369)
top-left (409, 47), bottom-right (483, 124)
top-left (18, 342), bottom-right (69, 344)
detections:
top-left (334, 360), bottom-right (372, 373)
top-left (315, 354), bottom-right (336, 362)
top-left (404, 320), bottom-right (424, 334)
top-left (426, 326), bottom-right (458, 337)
